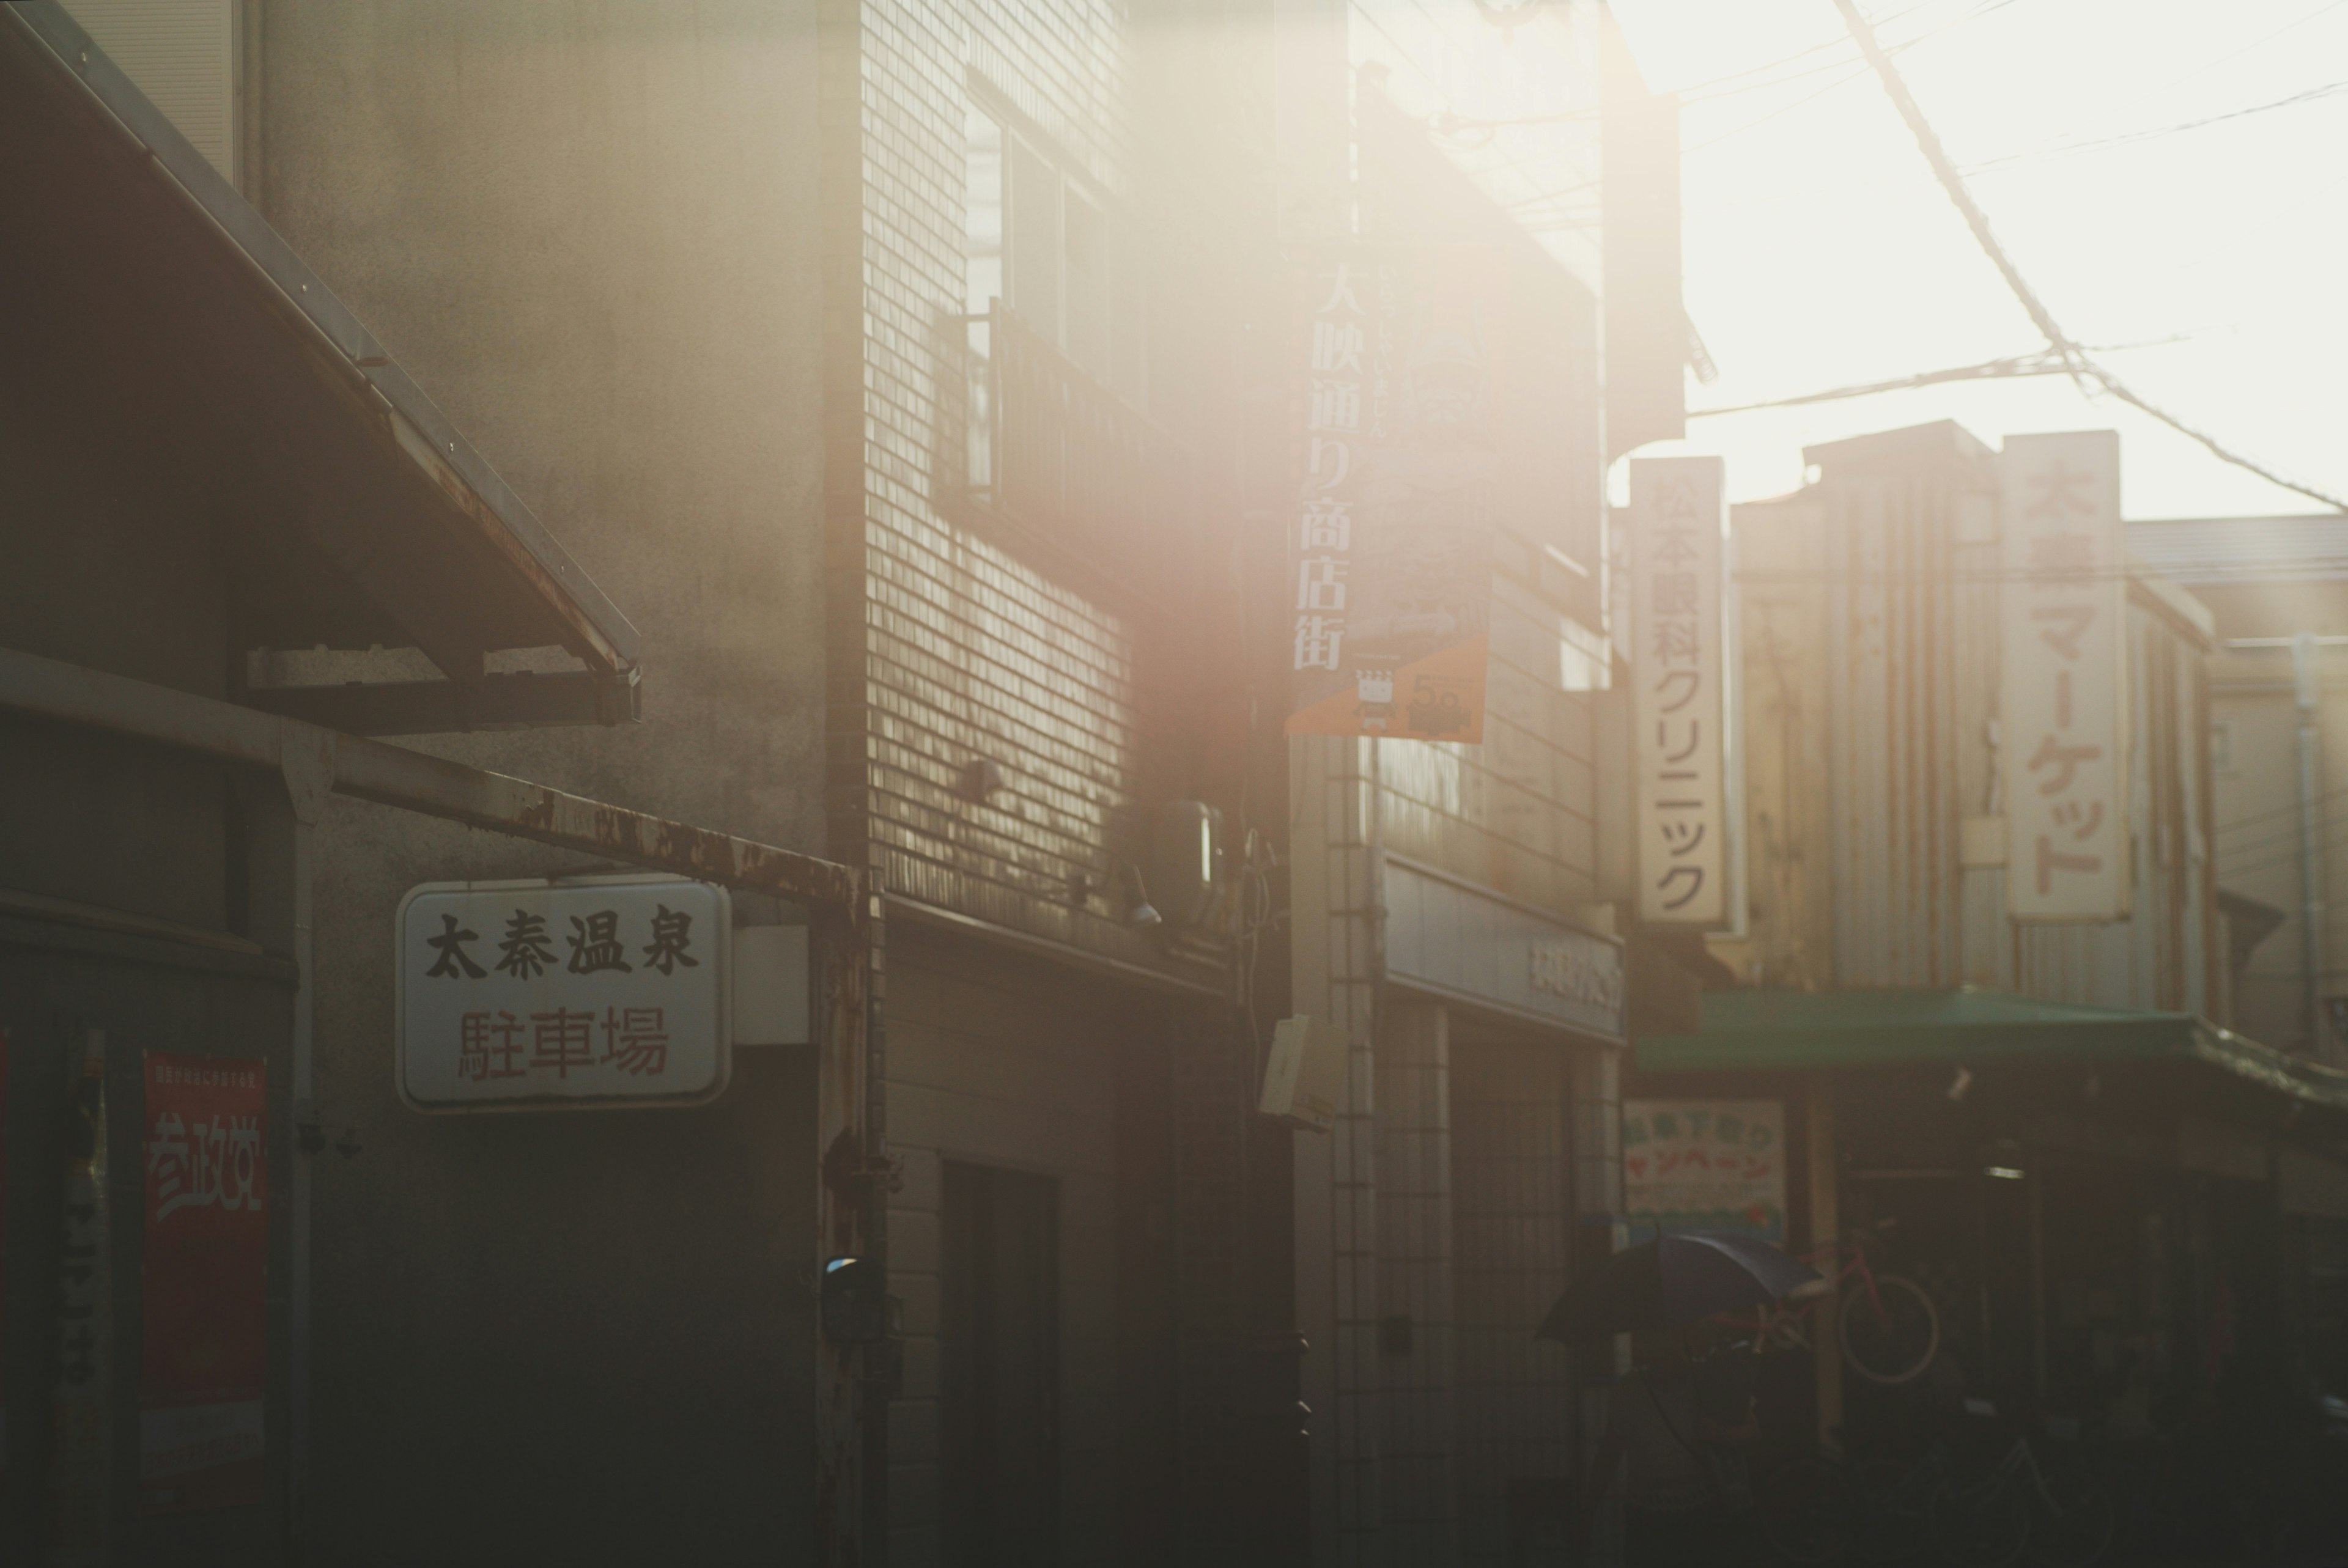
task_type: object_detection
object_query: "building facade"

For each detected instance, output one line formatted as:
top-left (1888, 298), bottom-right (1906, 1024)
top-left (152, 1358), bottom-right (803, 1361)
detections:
top-left (13, 1), bottom-right (1685, 1562)
top-left (2125, 512), bottom-right (2348, 1063)
top-left (1630, 423), bottom-right (2348, 1524)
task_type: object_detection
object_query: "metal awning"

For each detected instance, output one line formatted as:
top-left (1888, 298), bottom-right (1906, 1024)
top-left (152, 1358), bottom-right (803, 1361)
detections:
top-left (1637, 986), bottom-right (2348, 1119)
top-left (0, 2), bottom-right (640, 733)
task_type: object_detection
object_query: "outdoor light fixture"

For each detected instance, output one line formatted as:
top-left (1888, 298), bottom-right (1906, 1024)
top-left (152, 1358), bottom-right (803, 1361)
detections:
top-left (1982, 1137), bottom-right (2026, 1180)
top-left (1117, 859), bottom-right (1162, 929)
top-left (958, 757), bottom-right (1004, 802)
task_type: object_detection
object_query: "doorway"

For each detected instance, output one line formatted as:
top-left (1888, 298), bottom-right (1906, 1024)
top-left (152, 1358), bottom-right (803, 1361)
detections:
top-left (942, 1161), bottom-right (1060, 1567)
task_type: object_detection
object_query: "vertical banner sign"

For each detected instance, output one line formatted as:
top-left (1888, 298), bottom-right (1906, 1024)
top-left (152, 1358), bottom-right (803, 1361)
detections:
top-left (51, 1031), bottom-right (109, 1561)
top-left (2001, 432), bottom-right (2128, 921)
top-left (1622, 1099), bottom-right (1785, 1243)
top-left (1630, 457), bottom-right (1730, 928)
top-left (0, 1026), bottom-right (8, 1492)
top-left (1287, 246), bottom-right (1497, 742)
top-left (141, 1054), bottom-right (268, 1513)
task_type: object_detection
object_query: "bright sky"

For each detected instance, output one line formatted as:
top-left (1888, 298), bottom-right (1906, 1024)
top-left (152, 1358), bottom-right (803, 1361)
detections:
top-left (1604, 0), bottom-right (2348, 519)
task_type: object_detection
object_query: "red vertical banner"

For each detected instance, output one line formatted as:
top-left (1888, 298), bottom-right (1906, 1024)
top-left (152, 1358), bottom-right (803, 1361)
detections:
top-left (1, 1026), bottom-right (9, 1493)
top-left (140, 1054), bottom-right (267, 1513)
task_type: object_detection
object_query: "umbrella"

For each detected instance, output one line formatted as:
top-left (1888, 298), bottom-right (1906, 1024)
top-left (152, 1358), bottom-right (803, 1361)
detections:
top-left (1535, 1230), bottom-right (1820, 1344)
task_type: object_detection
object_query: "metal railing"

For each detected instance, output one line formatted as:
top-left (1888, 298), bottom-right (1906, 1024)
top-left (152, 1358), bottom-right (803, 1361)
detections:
top-left (964, 304), bottom-right (1190, 587)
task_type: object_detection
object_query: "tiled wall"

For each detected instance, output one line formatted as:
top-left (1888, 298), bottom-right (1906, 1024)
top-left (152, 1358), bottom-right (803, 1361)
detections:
top-left (1377, 577), bottom-right (1606, 916)
top-left (832, 0), bottom-right (1168, 966)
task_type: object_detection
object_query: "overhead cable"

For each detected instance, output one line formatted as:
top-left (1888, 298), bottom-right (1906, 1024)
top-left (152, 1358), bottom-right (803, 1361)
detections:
top-left (1962, 78), bottom-right (2348, 174)
top-left (1688, 338), bottom-right (2190, 419)
top-left (1831, 0), bottom-right (2348, 514)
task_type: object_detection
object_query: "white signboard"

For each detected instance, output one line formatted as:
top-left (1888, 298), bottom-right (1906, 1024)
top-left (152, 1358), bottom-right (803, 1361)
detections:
top-left (1630, 457), bottom-right (1731, 929)
top-left (1623, 1099), bottom-right (1785, 1243)
top-left (2001, 432), bottom-right (2129, 922)
top-left (1381, 860), bottom-right (1626, 1041)
top-left (397, 875), bottom-right (731, 1111)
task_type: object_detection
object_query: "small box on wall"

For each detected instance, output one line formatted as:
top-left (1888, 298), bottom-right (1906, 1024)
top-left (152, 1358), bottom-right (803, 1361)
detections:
top-left (1258, 1015), bottom-right (1350, 1132)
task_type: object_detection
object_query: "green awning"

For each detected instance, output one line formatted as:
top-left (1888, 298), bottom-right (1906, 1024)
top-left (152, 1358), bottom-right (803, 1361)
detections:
top-left (1636, 987), bottom-right (2348, 1115)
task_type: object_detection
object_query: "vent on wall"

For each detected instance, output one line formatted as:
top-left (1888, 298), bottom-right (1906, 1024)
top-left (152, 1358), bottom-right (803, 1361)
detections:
top-left (59, 0), bottom-right (236, 183)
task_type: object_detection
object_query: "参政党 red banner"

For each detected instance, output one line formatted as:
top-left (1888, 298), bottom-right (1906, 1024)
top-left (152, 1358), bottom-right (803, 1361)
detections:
top-left (140, 1053), bottom-right (267, 1514)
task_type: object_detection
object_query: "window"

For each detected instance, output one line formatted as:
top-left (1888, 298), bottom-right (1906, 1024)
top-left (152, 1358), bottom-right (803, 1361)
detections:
top-left (964, 105), bottom-right (1147, 407)
top-left (1062, 194), bottom-right (1107, 381)
top-left (964, 106), bottom-right (1005, 317)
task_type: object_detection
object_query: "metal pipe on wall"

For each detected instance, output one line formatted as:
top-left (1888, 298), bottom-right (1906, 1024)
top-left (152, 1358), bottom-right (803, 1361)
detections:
top-left (2295, 633), bottom-right (2328, 1060)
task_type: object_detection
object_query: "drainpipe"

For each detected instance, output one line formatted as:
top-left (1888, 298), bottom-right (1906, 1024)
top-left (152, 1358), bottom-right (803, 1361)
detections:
top-left (2294, 633), bottom-right (2327, 1059)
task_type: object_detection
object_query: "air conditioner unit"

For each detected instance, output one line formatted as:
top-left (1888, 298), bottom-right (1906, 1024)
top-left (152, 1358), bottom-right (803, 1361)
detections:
top-left (1151, 800), bottom-right (1229, 934)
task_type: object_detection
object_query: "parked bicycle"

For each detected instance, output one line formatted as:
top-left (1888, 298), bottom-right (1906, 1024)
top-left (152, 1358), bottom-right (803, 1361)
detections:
top-left (1745, 1221), bottom-right (1942, 1386)
top-left (1758, 1419), bottom-right (2113, 1568)
top-left (1927, 1428), bottom-right (2114, 1568)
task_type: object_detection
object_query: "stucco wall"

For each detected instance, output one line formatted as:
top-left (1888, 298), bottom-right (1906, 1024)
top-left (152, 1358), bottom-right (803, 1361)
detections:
top-left (251, 6), bottom-right (831, 1559)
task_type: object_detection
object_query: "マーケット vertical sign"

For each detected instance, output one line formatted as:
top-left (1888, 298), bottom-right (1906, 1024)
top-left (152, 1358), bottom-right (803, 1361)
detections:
top-left (397, 875), bottom-right (731, 1111)
top-left (2001, 431), bottom-right (2129, 922)
top-left (1630, 457), bottom-right (1730, 929)
top-left (1286, 246), bottom-right (1498, 742)
top-left (141, 1053), bottom-right (267, 1515)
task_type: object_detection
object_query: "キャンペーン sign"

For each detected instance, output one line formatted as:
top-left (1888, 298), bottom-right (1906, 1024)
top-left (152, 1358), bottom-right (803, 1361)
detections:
top-left (397, 876), bottom-right (731, 1111)
top-left (1630, 457), bottom-right (1732, 929)
top-left (141, 1053), bottom-right (267, 1514)
top-left (1623, 1099), bottom-right (1785, 1243)
top-left (2001, 431), bottom-right (2128, 922)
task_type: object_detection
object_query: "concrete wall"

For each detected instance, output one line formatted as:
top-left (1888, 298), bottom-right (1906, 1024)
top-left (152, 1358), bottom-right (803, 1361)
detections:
top-left (249, 6), bottom-right (833, 1559)
top-left (2208, 639), bottom-right (2348, 1057)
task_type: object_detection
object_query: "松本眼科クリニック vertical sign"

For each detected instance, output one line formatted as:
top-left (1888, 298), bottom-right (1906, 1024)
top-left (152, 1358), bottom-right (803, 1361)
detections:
top-left (2001, 431), bottom-right (2129, 922)
top-left (141, 1053), bottom-right (267, 1514)
top-left (1286, 246), bottom-right (1498, 743)
top-left (1629, 457), bottom-right (1732, 929)
top-left (397, 875), bottom-right (731, 1111)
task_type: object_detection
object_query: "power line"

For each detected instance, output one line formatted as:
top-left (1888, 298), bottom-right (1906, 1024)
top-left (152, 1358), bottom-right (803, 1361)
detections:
top-left (1688, 347), bottom-right (2074, 416)
top-left (1961, 78), bottom-right (2348, 174)
top-left (1832, 0), bottom-right (2348, 515)
top-left (1689, 337), bottom-right (2191, 419)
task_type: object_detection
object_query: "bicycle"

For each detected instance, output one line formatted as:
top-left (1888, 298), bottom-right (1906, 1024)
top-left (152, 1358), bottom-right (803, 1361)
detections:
top-left (1747, 1221), bottom-right (1942, 1386)
top-left (1927, 1430), bottom-right (2114, 1568)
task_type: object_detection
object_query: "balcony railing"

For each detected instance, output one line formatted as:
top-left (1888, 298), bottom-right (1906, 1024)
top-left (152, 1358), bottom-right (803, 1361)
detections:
top-left (964, 304), bottom-right (1192, 593)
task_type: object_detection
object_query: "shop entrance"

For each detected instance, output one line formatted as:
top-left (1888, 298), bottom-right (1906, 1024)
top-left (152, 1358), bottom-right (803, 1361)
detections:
top-left (941, 1161), bottom-right (1061, 1567)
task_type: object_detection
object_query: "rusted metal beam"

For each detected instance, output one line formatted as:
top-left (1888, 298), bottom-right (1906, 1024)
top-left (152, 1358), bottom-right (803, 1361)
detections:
top-left (0, 643), bottom-right (863, 918)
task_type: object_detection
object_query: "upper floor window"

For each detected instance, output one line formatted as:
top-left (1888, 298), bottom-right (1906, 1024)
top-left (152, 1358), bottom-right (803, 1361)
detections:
top-left (964, 104), bottom-right (1146, 407)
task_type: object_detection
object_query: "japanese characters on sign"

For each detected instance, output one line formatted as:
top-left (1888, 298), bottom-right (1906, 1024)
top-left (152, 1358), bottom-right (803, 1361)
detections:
top-left (1629, 457), bottom-right (1731, 929)
top-left (1286, 246), bottom-right (1497, 743)
top-left (397, 876), bottom-right (731, 1111)
top-left (141, 1053), bottom-right (268, 1514)
top-left (1623, 1099), bottom-right (1785, 1243)
top-left (2001, 432), bottom-right (2129, 922)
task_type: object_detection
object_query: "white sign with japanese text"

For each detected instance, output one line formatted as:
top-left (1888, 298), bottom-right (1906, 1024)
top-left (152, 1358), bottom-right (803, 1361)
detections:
top-left (2001, 432), bottom-right (2129, 922)
top-left (1630, 457), bottom-right (1730, 929)
top-left (396, 875), bottom-right (731, 1111)
top-left (1623, 1099), bottom-right (1785, 1243)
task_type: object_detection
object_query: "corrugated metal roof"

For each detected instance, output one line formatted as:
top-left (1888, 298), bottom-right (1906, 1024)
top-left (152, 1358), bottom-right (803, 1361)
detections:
top-left (2125, 515), bottom-right (2348, 586)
